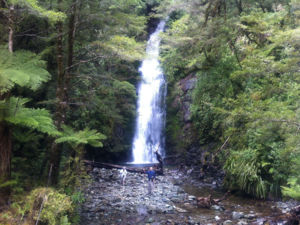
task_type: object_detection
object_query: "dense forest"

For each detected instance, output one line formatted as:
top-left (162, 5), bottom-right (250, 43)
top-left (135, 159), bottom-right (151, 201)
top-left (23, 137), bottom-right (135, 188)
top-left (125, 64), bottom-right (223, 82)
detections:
top-left (0, 0), bottom-right (299, 224)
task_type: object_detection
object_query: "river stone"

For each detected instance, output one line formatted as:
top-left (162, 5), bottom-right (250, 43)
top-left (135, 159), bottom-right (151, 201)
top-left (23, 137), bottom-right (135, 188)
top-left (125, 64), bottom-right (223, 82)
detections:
top-left (244, 213), bottom-right (257, 219)
top-left (169, 196), bottom-right (182, 203)
top-left (174, 206), bottom-right (188, 213)
top-left (237, 219), bottom-right (248, 225)
top-left (211, 204), bottom-right (225, 211)
top-left (188, 195), bottom-right (196, 201)
top-left (223, 220), bottom-right (233, 225)
top-left (232, 211), bottom-right (244, 220)
top-left (112, 197), bottom-right (122, 203)
top-left (147, 217), bottom-right (154, 223)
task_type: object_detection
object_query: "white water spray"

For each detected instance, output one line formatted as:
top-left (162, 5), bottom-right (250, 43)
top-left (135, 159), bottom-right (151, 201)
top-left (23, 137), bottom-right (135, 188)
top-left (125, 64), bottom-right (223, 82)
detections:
top-left (132, 21), bottom-right (167, 163)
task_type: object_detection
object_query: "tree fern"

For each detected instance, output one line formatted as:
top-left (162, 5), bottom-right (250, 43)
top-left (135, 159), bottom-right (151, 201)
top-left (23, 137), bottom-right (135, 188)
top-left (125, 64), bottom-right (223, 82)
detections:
top-left (55, 125), bottom-right (106, 148)
top-left (1, 97), bottom-right (59, 136)
top-left (56, 125), bottom-right (106, 189)
top-left (0, 47), bottom-right (50, 94)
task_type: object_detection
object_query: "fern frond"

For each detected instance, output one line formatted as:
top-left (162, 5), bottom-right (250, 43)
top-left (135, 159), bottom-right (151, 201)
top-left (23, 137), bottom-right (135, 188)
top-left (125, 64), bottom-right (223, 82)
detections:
top-left (55, 125), bottom-right (106, 148)
top-left (3, 97), bottom-right (59, 136)
top-left (0, 46), bottom-right (50, 94)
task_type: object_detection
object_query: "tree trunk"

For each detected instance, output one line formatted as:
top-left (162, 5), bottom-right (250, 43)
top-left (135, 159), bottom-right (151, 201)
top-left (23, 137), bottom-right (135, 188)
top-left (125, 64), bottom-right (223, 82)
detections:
top-left (235, 0), bottom-right (243, 14)
top-left (49, 0), bottom-right (79, 185)
top-left (0, 122), bottom-right (12, 201)
top-left (49, 0), bottom-right (65, 185)
top-left (0, 123), bottom-right (11, 178)
top-left (8, 5), bottom-right (14, 53)
top-left (65, 0), bottom-right (78, 94)
top-left (1, 2), bottom-right (13, 176)
top-left (0, 3), bottom-right (14, 200)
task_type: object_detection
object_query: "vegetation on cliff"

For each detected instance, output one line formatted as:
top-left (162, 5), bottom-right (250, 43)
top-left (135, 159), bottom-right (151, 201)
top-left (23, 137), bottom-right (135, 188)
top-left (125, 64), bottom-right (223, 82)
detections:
top-left (160, 0), bottom-right (300, 199)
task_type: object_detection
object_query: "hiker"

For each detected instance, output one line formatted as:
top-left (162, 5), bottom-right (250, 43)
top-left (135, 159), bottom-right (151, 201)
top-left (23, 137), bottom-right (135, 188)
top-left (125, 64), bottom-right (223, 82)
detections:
top-left (120, 167), bottom-right (127, 185)
top-left (146, 167), bottom-right (156, 194)
top-left (154, 149), bottom-right (163, 175)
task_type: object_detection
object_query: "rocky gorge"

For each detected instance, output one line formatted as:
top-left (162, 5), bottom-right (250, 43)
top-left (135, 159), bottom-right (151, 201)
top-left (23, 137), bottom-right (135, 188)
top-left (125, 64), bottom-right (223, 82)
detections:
top-left (79, 167), bottom-right (298, 225)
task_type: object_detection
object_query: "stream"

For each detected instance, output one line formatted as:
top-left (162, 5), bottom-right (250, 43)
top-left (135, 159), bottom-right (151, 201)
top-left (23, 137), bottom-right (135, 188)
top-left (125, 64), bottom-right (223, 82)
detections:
top-left (79, 167), bottom-right (297, 225)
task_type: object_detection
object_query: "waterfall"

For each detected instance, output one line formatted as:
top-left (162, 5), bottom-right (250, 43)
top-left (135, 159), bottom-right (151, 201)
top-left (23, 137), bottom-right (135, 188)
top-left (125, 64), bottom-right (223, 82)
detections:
top-left (131, 21), bottom-right (167, 163)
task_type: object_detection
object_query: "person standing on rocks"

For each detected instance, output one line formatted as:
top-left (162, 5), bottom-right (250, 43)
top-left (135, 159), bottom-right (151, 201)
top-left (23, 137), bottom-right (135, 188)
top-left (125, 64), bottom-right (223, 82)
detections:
top-left (120, 167), bottom-right (127, 186)
top-left (146, 167), bottom-right (156, 194)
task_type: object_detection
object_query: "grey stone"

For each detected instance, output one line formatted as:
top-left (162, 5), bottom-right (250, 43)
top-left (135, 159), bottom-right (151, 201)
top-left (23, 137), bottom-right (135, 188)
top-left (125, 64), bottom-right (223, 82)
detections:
top-left (237, 220), bottom-right (248, 225)
top-left (147, 217), bottom-right (154, 223)
top-left (244, 213), bottom-right (257, 219)
top-left (188, 195), bottom-right (196, 201)
top-left (211, 204), bottom-right (225, 211)
top-left (232, 211), bottom-right (244, 220)
top-left (181, 77), bottom-right (197, 92)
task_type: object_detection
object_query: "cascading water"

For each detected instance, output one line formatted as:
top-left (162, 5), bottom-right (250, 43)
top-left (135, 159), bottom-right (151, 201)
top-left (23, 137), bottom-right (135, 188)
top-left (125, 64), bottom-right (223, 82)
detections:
top-left (132, 21), bottom-right (167, 163)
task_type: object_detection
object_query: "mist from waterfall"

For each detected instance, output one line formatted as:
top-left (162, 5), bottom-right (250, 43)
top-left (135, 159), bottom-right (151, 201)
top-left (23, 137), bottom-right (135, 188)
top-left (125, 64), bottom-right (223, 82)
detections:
top-left (131, 21), bottom-right (167, 163)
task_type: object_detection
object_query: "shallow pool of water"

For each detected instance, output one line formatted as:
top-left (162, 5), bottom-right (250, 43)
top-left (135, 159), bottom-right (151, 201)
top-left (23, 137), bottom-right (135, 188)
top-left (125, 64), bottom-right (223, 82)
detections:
top-left (180, 184), bottom-right (282, 224)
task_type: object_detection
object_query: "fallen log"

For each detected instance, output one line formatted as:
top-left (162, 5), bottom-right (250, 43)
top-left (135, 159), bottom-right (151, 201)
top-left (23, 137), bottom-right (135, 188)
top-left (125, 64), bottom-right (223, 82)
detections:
top-left (83, 160), bottom-right (159, 174)
top-left (197, 191), bottom-right (230, 208)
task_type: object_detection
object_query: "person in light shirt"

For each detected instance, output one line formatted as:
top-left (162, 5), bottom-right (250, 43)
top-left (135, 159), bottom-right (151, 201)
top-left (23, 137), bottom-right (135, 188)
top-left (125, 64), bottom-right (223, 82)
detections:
top-left (120, 167), bottom-right (127, 186)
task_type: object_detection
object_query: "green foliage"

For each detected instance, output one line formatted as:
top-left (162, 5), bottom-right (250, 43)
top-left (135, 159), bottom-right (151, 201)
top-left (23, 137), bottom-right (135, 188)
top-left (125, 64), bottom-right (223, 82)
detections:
top-left (0, 179), bottom-right (18, 188)
top-left (191, 53), bottom-right (237, 144)
top-left (59, 215), bottom-right (71, 225)
top-left (282, 177), bottom-right (300, 200)
top-left (70, 191), bottom-right (85, 204)
top-left (0, 47), bottom-right (50, 94)
top-left (22, 187), bottom-right (73, 225)
top-left (162, 0), bottom-right (300, 199)
top-left (97, 35), bottom-right (145, 61)
top-left (8, 0), bottom-right (65, 22)
top-left (55, 125), bottom-right (106, 148)
top-left (224, 149), bottom-right (267, 198)
top-left (68, 69), bottom-right (137, 153)
top-left (1, 97), bottom-right (59, 135)
top-left (56, 125), bottom-right (105, 191)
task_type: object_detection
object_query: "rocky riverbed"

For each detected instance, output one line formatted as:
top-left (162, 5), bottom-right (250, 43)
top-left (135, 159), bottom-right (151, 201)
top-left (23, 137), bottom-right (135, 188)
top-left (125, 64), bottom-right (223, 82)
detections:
top-left (80, 167), bottom-right (299, 225)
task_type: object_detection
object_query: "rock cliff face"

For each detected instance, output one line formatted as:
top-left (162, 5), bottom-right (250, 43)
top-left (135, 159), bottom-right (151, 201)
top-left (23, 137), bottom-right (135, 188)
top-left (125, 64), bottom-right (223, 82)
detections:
top-left (165, 75), bottom-right (217, 172)
top-left (165, 74), bottom-right (198, 158)
top-left (177, 74), bottom-right (197, 123)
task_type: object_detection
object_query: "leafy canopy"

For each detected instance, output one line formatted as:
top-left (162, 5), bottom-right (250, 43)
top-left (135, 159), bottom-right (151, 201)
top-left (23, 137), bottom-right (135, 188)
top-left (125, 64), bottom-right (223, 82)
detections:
top-left (8, 0), bottom-right (65, 22)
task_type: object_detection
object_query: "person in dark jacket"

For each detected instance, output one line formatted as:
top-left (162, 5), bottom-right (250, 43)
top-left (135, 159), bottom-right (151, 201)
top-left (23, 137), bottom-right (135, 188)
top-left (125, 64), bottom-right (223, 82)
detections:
top-left (146, 167), bottom-right (156, 194)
